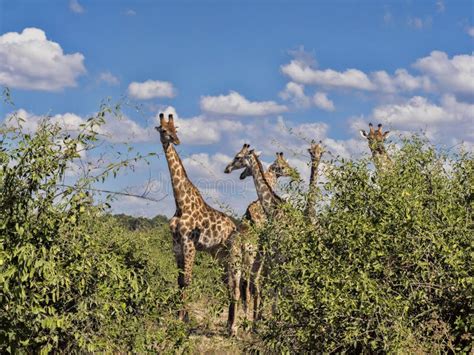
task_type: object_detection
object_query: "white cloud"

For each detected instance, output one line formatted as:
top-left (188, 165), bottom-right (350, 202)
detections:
top-left (281, 59), bottom-right (375, 90)
top-left (367, 95), bottom-right (474, 148)
top-left (281, 57), bottom-right (430, 94)
top-left (183, 153), bottom-right (233, 180)
top-left (279, 82), bottom-right (311, 108)
top-left (128, 80), bottom-right (176, 99)
top-left (0, 28), bottom-right (86, 91)
top-left (313, 92), bottom-right (335, 111)
top-left (468, 27), bottom-right (474, 37)
top-left (153, 107), bottom-right (244, 145)
top-left (413, 51), bottom-right (474, 96)
top-left (69, 0), bottom-right (84, 13)
top-left (99, 115), bottom-right (149, 143)
top-left (98, 71), bottom-right (119, 86)
top-left (373, 96), bottom-right (446, 125)
top-left (4, 109), bottom-right (149, 143)
top-left (371, 69), bottom-right (432, 93)
top-left (111, 195), bottom-right (167, 218)
top-left (281, 49), bottom-right (473, 98)
top-left (200, 91), bottom-right (288, 116)
top-left (279, 83), bottom-right (335, 111)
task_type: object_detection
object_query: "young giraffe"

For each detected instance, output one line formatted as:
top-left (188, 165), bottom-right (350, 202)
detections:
top-left (155, 113), bottom-right (242, 336)
top-left (306, 140), bottom-right (325, 224)
top-left (359, 123), bottom-right (392, 171)
top-left (225, 144), bottom-right (284, 321)
top-left (235, 151), bottom-right (297, 320)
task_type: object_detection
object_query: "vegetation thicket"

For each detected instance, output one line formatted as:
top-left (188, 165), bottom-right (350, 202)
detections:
top-left (259, 137), bottom-right (473, 353)
top-left (1, 92), bottom-right (472, 353)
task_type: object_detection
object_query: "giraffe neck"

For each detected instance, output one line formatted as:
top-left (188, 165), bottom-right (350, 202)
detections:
top-left (163, 142), bottom-right (203, 212)
top-left (248, 153), bottom-right (281, 216)
top-left (372, 147), bottom-right (392, 172)
top-left (306, 157), bottom-right (321, 220)
top-left (263, 169), bottom-right (277, 189)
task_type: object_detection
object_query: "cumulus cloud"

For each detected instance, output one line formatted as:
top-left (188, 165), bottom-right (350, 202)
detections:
top-left (359, 95), bottom-right (474, 148)
top-left (281, 57), bottom-right (430, 93)
top-left (200, 91), bottom-right (288, 116)
top-left (373, 96), bottom-right (446, 125)
top-left (279, 82), bottom-right (311, 108)
top-left (4, 109), bottom-right (149, 143)
top-left (98, 71), bottom-right (119, 86)
top-left (371, 69), bottom-right (432, 93)
top-left (69, 0), bottom-right (84, 13)
top-left (183, 153), bottom-right (233, 180)
top-left (377, 95), bottom-right (474, 126)
top-left (0, 28), bottom-right (86, 91)
top-left (313, 92), bottom-right (335, 111)
top-left (279, 83), bottom-right (335, 111)
top-left (281, 59), bottom-right (375, 90)
top-left (128, 80), bottom-right (176, 99)
top-left (468, 27), bottom-right (474, 37)
top-left (153, 106), bottom-right (244, 145)
top-left (413, 51), bottom-right (474, 97)
top-left (281, 49), bottom-right (473, 98)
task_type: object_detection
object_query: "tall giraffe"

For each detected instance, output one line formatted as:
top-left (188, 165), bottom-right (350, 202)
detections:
top-left (234, 151), bottom-right (298, 319)
top-left (225, 144), bottom-right (284, 321)
top-left (155, 113), bottom-right (242, 335)
top-left (359, 123), bottom-right (392, 171)
top-left (306, 140), bottom-right (325, 224)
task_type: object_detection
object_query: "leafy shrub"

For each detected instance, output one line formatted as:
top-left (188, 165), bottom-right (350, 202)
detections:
top-left (0, 108), bottom-right (188, 352)
top-left (259, 137), bottom-right (473, 353)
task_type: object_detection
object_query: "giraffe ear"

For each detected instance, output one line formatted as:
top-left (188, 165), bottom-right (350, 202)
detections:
top-left (383, 131), bottom-right (391, 139)
top-left (359, 130), bottom-right (368, 139)
top-left (254, 150), bottom-right (262, 157)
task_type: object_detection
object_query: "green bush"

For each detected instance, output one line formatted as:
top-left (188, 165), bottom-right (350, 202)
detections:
top-left (259, 137), bottom-right (473, 353)
top-left (0, 109), bottom-right (188, 352)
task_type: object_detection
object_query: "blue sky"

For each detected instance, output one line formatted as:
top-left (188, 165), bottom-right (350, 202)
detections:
top-left (1, 0), bottom-right (473, 217)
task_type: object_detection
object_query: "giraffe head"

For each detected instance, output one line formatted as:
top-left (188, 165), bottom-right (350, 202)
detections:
top-left (224, 143), bottom-right (251, 176)
top-left (225, 145), bottom-right (298, 181)
top-left (267, 152), bottom-right (300, 180)
top-left (308, 140), bottom-right (325, 161)
top-left (155, 113), bottom-right (180, 145)
top-left (359, 123), bottom-right (390, 155)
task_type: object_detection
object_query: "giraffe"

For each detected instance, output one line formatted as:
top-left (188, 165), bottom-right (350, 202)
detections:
top-left (359, 123), bottom-right (392, 171)
top-left (155, 113), bottom-right (242, 336)
top-left (236, 151), bottom-right (298, 320)
top-left (306, 140), bottom-right (325, 224)
top-left (224, 144), bottom-right (285, 321)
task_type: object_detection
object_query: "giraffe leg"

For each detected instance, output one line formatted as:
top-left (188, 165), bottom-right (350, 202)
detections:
top-left (251, 248), bottom-right (265, 324)
top-left (178, 235), bottom-right (196, 322)
top-left (240, 244), bottom-right (253, 321)
top-left (227, 233), bottom-right (242, 336)
top-left (172, 232), bottom-right (186, 320)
